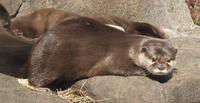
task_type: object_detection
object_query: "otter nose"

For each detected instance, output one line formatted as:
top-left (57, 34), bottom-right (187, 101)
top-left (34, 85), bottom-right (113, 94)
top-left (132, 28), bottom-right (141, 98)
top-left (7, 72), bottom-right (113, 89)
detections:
top-left (157, 64), bottom-right (166, 71)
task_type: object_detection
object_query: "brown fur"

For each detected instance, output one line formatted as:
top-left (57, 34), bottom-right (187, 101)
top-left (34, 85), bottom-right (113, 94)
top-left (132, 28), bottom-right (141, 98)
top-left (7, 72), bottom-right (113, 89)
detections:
top-left (0, 27), bottom-right (32, 77)
top-left (10, 7), bottom-right (167, 40)
top-left (126, 22), bottom-right (165, 38)
top-left (0, 27), bottom-right (33, 45)
top-left (27, 17), bottom-right (177, 87)
top-left (94, 16), bottom-right (130, 29)
top-left (10, 8), bottom-right (79, 39)
top-left (11, 8), bottom-right (165, 40)
top-left (95, 16), bottom-right (166, 39)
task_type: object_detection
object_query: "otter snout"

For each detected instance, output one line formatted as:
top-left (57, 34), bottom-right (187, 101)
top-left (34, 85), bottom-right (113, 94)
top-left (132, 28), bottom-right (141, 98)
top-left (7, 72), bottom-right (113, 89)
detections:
top-left (156, 64), bottom-right (167, 71)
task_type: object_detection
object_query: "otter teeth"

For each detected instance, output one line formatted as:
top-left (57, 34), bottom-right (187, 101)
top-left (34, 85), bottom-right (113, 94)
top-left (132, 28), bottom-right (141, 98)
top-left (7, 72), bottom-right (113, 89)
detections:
top-left (153, 69), bottom-right (168, 75)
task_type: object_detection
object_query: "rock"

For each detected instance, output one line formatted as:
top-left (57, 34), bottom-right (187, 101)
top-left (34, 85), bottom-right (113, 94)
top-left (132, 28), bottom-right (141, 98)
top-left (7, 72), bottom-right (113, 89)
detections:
top-left (186, 0), bottom-right (200, 24)
top-left (73, 76), bottom-right (165, 103)
top-left (0, 0), bottom-right (194, 32)
top-left (137, 0), bottom-right (194, 32)
top-left (0, 0), bottom-right (199, 102)
top-left (73, 37), bottom-right (200, 103)
top-left (165, 76), bottom-right (200, 103)
top-left (0, 0), bottom-right (24, 17)
top-left (0, 73), bottom-right (66, 103)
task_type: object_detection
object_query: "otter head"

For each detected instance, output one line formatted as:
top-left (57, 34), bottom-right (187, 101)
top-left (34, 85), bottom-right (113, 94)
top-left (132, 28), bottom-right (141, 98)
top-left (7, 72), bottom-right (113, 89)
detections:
top-left (137, 40), bottom-right (177, 76)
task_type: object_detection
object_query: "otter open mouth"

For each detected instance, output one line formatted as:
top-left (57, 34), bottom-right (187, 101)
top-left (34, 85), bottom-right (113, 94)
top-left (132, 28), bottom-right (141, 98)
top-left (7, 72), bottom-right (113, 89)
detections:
top-left (144, 67), bottom-right (176, 83)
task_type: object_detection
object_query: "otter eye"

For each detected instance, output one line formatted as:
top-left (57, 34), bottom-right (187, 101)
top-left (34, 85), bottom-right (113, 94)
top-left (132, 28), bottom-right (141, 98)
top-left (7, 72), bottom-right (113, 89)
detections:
top-left (141, 47), bottom-right (147, 53)
top-left (167, 59), bottom-right (171, 63)
top-left (152, 58), bottom-right (156, 62)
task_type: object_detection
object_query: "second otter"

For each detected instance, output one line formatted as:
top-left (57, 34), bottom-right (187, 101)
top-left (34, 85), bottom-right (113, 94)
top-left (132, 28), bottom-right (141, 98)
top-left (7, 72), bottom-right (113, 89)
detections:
top-left (11, 8), bottom-right (171, 40)
top-left (11, 8), bottom-right (79, 39)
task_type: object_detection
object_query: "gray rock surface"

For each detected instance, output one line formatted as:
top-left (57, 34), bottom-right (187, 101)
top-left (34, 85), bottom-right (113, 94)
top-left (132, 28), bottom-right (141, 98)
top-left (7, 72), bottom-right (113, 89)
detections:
top-left (73, 36), bottom-right (200, 103)
top-left (0, 0), bottom-right (24, 17)
top-left (0, 0), bottom-right (200, 103)
top-left (138, 0), bottom-right (194, 32)
top-left (0, 0), bottom-right (194, 32)
top-left (0, 73), bottom-right (66, 103)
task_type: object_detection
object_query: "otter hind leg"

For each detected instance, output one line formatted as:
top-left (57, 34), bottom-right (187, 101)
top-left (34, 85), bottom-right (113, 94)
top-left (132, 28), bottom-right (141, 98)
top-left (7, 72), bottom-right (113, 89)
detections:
top-left (27, 33), bottom-right (62, 87)
top-left (28, 70), bottom-right (60, 88)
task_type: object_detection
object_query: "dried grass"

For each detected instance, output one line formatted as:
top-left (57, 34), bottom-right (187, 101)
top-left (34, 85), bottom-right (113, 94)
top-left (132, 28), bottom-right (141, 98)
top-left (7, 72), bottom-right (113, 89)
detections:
top-left (57, 80), bottom-right (95, 103)
top-left (17, 78), bottom-right (96, 103)
top-left (57, 88), bottom-right (95, 103)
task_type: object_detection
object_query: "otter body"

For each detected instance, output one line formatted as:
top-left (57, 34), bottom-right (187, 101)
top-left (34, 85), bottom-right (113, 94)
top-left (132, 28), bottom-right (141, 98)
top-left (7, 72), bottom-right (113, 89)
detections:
top-left (27, 17), bottom-right (177, 87)
top-left (11, 8), bottom-right (79, 39)
top-left (11, 8), bottom-right (171, 40)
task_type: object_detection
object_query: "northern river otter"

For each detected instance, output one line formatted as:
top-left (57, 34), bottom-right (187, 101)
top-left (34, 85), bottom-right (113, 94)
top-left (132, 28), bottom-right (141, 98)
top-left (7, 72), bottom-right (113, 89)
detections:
top-left (26, 17), bottom-right (177, 88)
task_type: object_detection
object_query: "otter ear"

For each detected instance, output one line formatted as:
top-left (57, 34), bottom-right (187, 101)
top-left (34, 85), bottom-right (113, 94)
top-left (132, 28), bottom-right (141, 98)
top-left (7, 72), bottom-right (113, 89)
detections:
top-left (141, 47), bottom-right (147, 53)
